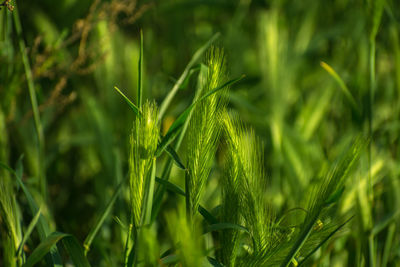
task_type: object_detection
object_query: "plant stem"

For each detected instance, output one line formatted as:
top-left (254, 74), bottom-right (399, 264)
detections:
top-left (144, 158), bottom-right (156, 225)
top-left (13, 4), bottom-right (47, 199)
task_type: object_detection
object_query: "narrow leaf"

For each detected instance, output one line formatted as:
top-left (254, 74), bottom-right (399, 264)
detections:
top-left (156, 107), bottom-right (192, 157)
top-left (155, 177), bottom-right (185, 196)
top-left (161, 254), bottom-right (180, 265)
top-left (159, 32), bottom-right (220, 119)
top-left (17, 207), bottom-right (42, 258)
top-left (5, 160), bottom-right (64, 265)
top-left (156, 75), bottom-right (244, 156)
top-left (204, 223), bottom-right (249, 234)
top-left (372, 209), bottom-right (400, 236)
top-left (208, 257), bottom-right (225, 267)
top-left (198, 74), bottom-right (245, 102)
top-left (320, 61), bottom-right (359, 112)
top-left (22, 232), bottom-right (68, 267)
top-left (23, 232), bottom-right (91, 267)
top-left (198, 206), bottom-right (218, 225)
top-left (144, 159), bottom-right (157, 225)
top-left (154, 178), bottom-right (218, 224)
top-left (298, 216), bottom-right (354, 266)
top-left (114, 86), bottom-right (141, 117)
top-left (177, 64), bottom-right (202, 90)
top-left (137, 30), bottom-right (143, 107)
top-left (63, 235), bottom-right (91, 267)
top-left (83, 176), bottom-right (126, 254)
top-left (324, 186), bottom-right (345, 206)
top-left (165, 145), bottom-right (186, 170)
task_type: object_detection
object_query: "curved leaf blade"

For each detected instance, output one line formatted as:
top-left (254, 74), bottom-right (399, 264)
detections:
top-left (156, 75), bottom-right (244, 156)
top-left (114, 86), bottom-right (141, 117)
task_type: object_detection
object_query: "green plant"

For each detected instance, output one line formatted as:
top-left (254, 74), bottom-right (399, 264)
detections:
top-left (1, 0), bottom-right (399, 266)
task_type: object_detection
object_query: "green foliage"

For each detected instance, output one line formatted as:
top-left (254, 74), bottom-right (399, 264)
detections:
top-left (1, 0), bottom-right (400, 266)
top-left (185, 47), bottom-right (228, 222)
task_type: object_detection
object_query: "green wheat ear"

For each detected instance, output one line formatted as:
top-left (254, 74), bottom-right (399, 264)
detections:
top-left (218, 111), bottom-right (243, 266)
top-left (129, 100), bottom-right (160, 228)
top-left (185, 47), bottom-right (228, 222)
top-left (221, 111), bottom-right (277, 266)
top-left (280, 136), bottom-right (366, 267)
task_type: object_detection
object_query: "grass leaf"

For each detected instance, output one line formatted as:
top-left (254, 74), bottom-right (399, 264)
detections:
top-left (154, 177), bottom-right (218, 224)
top-left (165, 145), bottom-right (186, 170)
top-left (62, 235), bottom-right (92, 267)
top-left (23, 232), bottom-right (90, 267)
top-left (137, 29), bottom-right (143, 108)
top-left (156, 75), bottom-right (243, 157)
top-left (204, 223), bottom-right (249, 234)
top-left (16, 207), bottom-right (42, 258)
top-left (1, 160), bottom-right (63, 266)
top-left (298, 216), bottom-right (354, 266)
top-left (22, 232), bottom-right (68, 267)
top-left (114, 86), bottom-right (141, 117)
top-left (83, 176), bottom-right (127, 255)
top-left (320, 61), bottom-right (359, 112)
top-left (159, 33), bottom-right (220, 119)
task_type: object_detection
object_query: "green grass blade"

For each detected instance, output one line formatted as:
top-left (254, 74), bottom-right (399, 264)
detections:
top-left (298, 216), bottom-right (354, 266)
top-left (320, 61), bottom-right (359, 112)
top-left (156, 107), bottom-right (192, 157)
top-left (197, 74), bottom-right (244, 102)
top-left (154, 177), bottom-right (218, 224)
top-left (382, 223), bottom-right (395, 267)
top-left (204, 223), bottom-right (249, 234)
top-left (83, 176), bottom-right (127, 255)
top-left (114, 86), bottom-right (141, 117)
top-left (1, 159), bottom-right (63, 266)
top-left (16, 207), bottom-right (42, 258)
top-left (208, 257), bottom-right (225, 267)
top-left (198, 206), bottom-right (218, 225)
top-left (165, 145), bottom-right (186, 170)
top-left (281, 138), bottom-right (365, 267)
top-left (176, 64), bottom-right (202, 90)
top-left (161, 254), bottom-right (180, 265)
top-left (155, 177), bottom-right (185, 196)
top-left (22, 232), bottom-right (68, 267)
top-left (0, 161), bottom-right (16, 174)
top-left (156, 75), bottom-right (244, 157)
top-left (281, 216), bottom-right (316, 267)
top-left (23, 232), bottom-right (91, 267)
top-left (144, 158), bottom-right (156, 225)
top-left (13, 3), bottom-right (46, 199)
top-left (324, 186), bottom-right (345, 206)
top-left (62, 236), bottom-right (91, 267)
top-left (158, 32), bottom-right (220, 119)
top-left (151, 64), bottom-right (208, 222)
top-left (372, 209), bottom-right (400, 236)
top-left (137, 30), bottom-right (143, 108)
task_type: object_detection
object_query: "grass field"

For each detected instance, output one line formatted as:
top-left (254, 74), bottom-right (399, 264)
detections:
top-left (1, 0), bottom-right (400, 266)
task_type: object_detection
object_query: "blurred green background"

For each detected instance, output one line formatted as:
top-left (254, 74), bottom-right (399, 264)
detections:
top-left (1, 0), bottom-right (400, 266)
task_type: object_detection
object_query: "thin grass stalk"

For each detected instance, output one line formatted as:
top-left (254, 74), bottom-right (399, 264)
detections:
top-left (367, 1), bottom-right (384, 265)
top-left (137, 30), bottom-right (143, 107)
top-left (158, 33), bottom-right (220, 119)
top-left (13, 4), bottom-right (46, 199)
top-left (144, 158), bottom-right (156, 225)
top-left (381, 223), bottom-right (395, 267)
